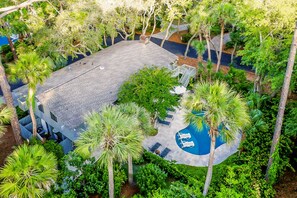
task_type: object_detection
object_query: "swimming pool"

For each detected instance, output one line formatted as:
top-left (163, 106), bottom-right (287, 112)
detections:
top-left (175, 121), bottom-right (225, 155)
top-left (0, 36), bottom-right (8, 46)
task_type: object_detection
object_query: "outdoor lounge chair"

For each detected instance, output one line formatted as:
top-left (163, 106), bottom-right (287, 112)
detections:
top-left (149, 142), bottom-right (161, 153)
top-left (160, 148), bottom-right (171, 158)
top-left (166, 107), bottom-right (176, 113)
top-left (181, 141), bottom-right (195, 148)
top-left (178, 132), bottom-right (191, 140)
top-left (166, 113), bottom-right (174, 120)
top-left (157, 118), bottom-right (171, 126)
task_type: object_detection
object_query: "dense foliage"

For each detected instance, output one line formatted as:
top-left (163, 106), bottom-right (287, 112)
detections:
top-left (46, 152), bottom-right (126, 198)
top-left (135, 163), bottom-right (167, 195)
top-left (0, 144), bottom-right (58, 197)
top-left (118, 66), bottom-right (179, 119)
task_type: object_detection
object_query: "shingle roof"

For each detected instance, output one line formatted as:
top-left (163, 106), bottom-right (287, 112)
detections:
top-left (14, 41), bottom-right (177, 129)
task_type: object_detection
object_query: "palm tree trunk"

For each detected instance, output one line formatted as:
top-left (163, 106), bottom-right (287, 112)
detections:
top-left (203, 134), bottom-right (216, 196)
top-left (0, 60), bottom-right (22, 144)
top-left (231, 42), bottom-right (237, 64)
top-left (108, 157), bottom-right (115, 198)
top-left (205, 35), bottom-right (212, 61)
top-left (160, 19), bottom-right (174, 48)
top-left (265, 21), bottom-right (297, 181)
top-left (216, 23), bottom-right (225, 72)
top-left (111, 36), bottom-right (115, 45)
top-left (128, 154), bottom-right (133, 185)
top-left (184, 33), bottom-right (198, 58)
top-left (28, 88), bottom-right (37, 136)
top-left (7, 37), bottom-right (18, 61)
top-left (103, 34), bottom-right (107, 46)
top-left (149, 13), bottom-right (157, 40)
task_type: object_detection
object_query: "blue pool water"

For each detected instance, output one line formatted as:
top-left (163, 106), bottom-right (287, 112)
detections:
top-left (176, 121), bottom-right (226, 155)
top-left (0, 36), bottom-right (9, 46)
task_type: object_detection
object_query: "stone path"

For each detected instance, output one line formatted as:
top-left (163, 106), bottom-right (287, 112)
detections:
top-left (151, 24), bottom-right (188, 40)
top-left (208, 33), bottom-right (231, 51)
top-left (143, 99), bottom-right (241, 167)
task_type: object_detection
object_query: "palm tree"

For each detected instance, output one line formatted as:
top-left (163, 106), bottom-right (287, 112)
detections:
top-left (191, 39), bottom-right (207, 81)
top-left (0, 144), bottom-right (58, 197)
top-left (183, 81), bottom-right (250, 196)
top-left (9, 52), bottom-right (53, 137)
top-left (266, 21), bottom-right (297, 181)
top-left (0, 56), bottom-right (22, 144)
top-left (75, 105), bottom-right (143, 198)
top-left (118, 102), bottom-right (153, 185)
top-left (0, 105), bottom-right (12, 139)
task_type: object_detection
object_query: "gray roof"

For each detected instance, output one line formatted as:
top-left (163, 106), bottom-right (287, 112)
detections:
top-left (14, 41), bottom-right (177, 129)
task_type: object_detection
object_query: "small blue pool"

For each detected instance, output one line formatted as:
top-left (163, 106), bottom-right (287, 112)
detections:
top-left (0, 36), bottom-right (9, 46)
top-left (176, 116), bottom-right (225, 155)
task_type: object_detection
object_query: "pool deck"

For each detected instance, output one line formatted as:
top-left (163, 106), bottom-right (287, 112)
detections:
top-left (143, 101), bottom-right (241, 167)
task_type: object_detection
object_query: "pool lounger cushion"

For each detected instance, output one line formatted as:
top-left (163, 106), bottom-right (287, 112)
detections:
top-left (157, 118), bottom-right (171, 126)
top-left (149, 142), bottom-right (161, 152)
top-left (160, 148), bottom-right (171, 158)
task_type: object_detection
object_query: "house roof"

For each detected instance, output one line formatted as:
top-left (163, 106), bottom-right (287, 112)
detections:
top-left (14, 41), bottom-right (177, 131)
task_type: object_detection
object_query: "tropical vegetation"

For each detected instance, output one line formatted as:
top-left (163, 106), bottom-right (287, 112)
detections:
top-left (0, 144), bottom-right (58, 197)
top-left (0, 0), bottom-right (296, 197)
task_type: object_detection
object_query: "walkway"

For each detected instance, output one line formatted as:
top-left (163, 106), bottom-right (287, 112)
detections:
top-left (143, 105), bottom-right (241, 166)
top-left (151, 24), bottom-right (188, 40)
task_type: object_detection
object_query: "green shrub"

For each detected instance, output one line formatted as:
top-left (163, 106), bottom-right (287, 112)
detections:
top-left (142, 151), bottom-right (189, 182)
top-left (148, 182), bottom-right (203, 198)
top-left (42, 140), bottom-right (64, 161)
top-left (54, 152), bottom-right (126, 197)
top-left (0, 44), bottom-right (11, 54)
top-left (118, 66), bottom-right (179, 119)
top-left (136, 163), bottom-right (167, 195)
top-left (5, 52), bottom-right (14, 62)
top-left (181, 33), bottom-right (193, 43)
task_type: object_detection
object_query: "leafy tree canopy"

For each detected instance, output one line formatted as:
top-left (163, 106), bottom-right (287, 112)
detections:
top-left (118, 66), bottom-right (179, 119)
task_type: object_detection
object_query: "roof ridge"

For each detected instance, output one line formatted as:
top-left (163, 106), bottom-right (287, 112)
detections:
top-left (42, 64), bottom-right (102, 94)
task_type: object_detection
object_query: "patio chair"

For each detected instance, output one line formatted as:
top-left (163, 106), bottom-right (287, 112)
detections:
top-left (166, 113), bottom-right (174, 120)
top-left (181, 141), bottom-right (195, 148)
top-left (166, 107), bottom-right (176, 113)
top-left (160, 148), bottom-right (171, 158)
top-left (157, 118), bottom-right (171, 127)
top-left (178, 132), bottom-right (191, 140)
top-left (149, 142), bottom-right (161, 153)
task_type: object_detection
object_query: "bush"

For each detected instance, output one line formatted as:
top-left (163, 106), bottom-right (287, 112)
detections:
top-left (181, 33), bottom-right (193, 43)
top-left (5, 52), bottom-right (14, 62)
top-left (42, 140), bottom-right (64, 161)
top-left (54, 153), bottom-right (126, 198)
top-left (118, 66), bottom-right (179, 119)
top-left (0, 44), bottom-right (11, 54)
top-left (148, 182), bottom-right (203, 198)
top-left (142, 150), bottom-right (193, 182)
top-left (136, 163), bottom-right (167, 195)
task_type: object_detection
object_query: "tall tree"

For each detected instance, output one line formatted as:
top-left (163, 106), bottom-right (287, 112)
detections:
top-left (75, 105), bottom-right (142, 198)
top-left (118, 102), bottom-right (153, 184)
top-left (0, 0), bottom-right (46, 145)
top-left (212, 1), bottom-right (236, 72)
top-left (265, 22), bottom-right (297, 181)
top-left (0, 56), bottom-right (22, 144)
top-left (9, 52), bottom-right (53, 137)
top-left (183, 81), bottom-right (250, 196)
top-left (0, 144), bottom-right (58, 197)
top-left (160, 0), bottom-right (192, 48)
